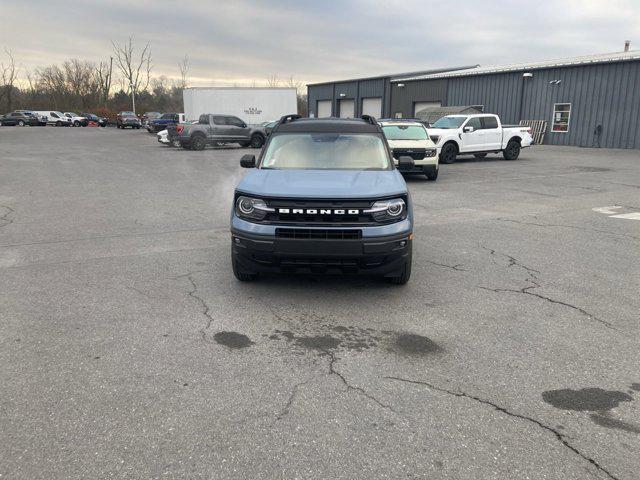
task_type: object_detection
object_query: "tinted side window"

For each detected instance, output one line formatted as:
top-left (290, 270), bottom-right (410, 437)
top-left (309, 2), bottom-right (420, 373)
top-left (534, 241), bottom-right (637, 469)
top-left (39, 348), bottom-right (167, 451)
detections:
top-left (226, 116), bottom-right (245, 127)
top-left (212, 116), bottom-right (226, 125)
top-left (466, 117), bottom-right (482, 130)
top-left (198, 114), bottom-right (209, 125)
top-left (481, 116), bottom-right (498, 129)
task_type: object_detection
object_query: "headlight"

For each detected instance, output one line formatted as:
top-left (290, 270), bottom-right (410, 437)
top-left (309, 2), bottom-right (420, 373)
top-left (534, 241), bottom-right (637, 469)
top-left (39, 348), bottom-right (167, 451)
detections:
top-left (235, 196), bottom-right (274, 221)
top-left (425, 148), bottom-right (436, 157)
top-left (364, 198), bottom-right (406, 223)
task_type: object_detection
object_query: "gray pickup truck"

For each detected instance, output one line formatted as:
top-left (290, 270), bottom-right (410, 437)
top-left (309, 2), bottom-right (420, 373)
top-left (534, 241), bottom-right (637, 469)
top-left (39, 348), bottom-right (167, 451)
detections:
top-left (171, 114), bottom-right (267, 150)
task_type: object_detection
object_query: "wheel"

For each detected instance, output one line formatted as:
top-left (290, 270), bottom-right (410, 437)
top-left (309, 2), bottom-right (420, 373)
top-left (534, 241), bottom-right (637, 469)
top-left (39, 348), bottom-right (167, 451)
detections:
top-left (503, 140), bottom-right (521, 160)
top-left (190, 134), bottom-right (206, 150)
top-left (440, 143), bottom-right (457, 164)
top-left (135, 126), bottom-right (140, 129)
top-left (250, 134), bottom-right (264, 148)
top-left (474, 153), bottom-right (487, 159)
top-left (232, 254), bottom-right (257, 281)
top-left (73, 120), bottom-right (80, 127)
top-left (18, 120), bottom-right (25, 126)
top-left (56, 121), bottom-right (62, 127)
top-left (425, 168), bottom-right (438, 181)
top-left (387, 245), bottom-right (412, 285)
top-left (171, 139), bottom-right (181, 148)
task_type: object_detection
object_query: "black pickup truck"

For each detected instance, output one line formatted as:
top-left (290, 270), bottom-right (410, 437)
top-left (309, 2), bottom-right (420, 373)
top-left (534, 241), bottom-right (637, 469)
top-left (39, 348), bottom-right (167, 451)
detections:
top-left (170, 114), bottom-right (267, 150)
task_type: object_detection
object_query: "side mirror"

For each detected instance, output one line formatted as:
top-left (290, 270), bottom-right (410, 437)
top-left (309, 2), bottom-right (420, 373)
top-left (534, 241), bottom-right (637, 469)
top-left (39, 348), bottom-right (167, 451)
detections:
top-left (463, 126), bottom-right (474, 133)
top-left (397, 155), bottom-right (415, 170)
top-left (241, 123), bottom-right (247, 128)
top-left (240, 154), bottom-right (256, 168)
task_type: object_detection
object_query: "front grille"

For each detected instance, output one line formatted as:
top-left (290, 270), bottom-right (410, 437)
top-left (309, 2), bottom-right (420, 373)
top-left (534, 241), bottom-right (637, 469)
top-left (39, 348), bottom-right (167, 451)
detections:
top-left (276, 228), bottom-right (362, 240)
top-left (393, 148), bottom-right (427, 160)
top-left (264, 199), bottom-right (376, 225)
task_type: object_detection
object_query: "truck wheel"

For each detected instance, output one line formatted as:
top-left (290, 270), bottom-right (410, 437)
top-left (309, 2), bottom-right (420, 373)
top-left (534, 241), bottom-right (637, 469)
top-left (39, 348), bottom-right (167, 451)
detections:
top-left (73, 120), bottom-right (80, 127)
top-left (387, 245), bottom-right (412, 285)
top-left (474, 153), bottom-right (487, 159)
top-left (18, 120), bottom-right (25, 126)
top-left (503, 140), bottom-right (521, 160)
top-left (426, 169), bottom-right (438, 181)
top-left (250, 134), bottom-right (264, 148)
top-left (232, 255), bottom-right (257, 281)
top-left (190, 134), bottom-right (206, 150)
top-left (171, 139), bottom-right (181, 148)
top-left (440, 143), bottom-right (457, 164)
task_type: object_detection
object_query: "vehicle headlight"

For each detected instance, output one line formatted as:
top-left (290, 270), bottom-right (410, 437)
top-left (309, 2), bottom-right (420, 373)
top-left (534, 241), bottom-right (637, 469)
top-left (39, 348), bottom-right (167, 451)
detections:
top-left (235, 196), bottom-right (274, 221)
top-left (364, 198), bottom-right (407, 223)
top-left (425, 148), bottom-right (436, 157)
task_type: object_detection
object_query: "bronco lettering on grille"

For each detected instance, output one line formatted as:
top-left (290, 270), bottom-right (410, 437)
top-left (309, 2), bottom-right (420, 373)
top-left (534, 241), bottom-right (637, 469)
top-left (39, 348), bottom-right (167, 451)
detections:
top-left (278, 208), bottom-right (360, 215)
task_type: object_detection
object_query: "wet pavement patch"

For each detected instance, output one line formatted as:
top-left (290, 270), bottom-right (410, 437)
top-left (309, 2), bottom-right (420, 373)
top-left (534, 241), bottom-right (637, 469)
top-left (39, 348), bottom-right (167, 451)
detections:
top-left (296, 335), bottom-right (341, 350)
top-left (213, 331), bottom-right (254, 349)
top-left (589, 413), bottom-right (640, 434)
top-left (395, 333), bottom-right (443, 355)
top-left (541, 388), bottom-right (633, 411)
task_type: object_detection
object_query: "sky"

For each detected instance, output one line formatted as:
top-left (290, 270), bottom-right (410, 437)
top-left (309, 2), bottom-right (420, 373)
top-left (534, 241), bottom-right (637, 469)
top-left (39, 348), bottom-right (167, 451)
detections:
top-left (1, 0), bottom-right (639, 88)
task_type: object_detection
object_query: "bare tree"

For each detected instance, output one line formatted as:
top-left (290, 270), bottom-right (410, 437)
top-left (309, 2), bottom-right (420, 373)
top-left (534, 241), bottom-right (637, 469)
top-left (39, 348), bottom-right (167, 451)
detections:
top-left (284, 76), bottom-right (301, 93)
top-left (95, 58), bottom-right (113, 107)
top-left (111, 37), bottom-right (152, 112)
top-left (178, 54), bottom-right (189, 89)
top-left (0, 48), bottom-right (18, 111)
top-left (266, 74), bottom-right (279, 87)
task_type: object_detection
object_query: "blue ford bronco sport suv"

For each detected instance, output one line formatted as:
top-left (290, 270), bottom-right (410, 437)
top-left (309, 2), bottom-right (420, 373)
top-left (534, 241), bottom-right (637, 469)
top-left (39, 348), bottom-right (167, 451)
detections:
top-left (230, 115), bottom-right (414, 284)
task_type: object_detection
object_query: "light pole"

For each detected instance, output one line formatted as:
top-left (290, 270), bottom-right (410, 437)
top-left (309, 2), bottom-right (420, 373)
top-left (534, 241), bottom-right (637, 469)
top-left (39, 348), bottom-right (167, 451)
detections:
top-left (130, 83), bottom-right (136, 114)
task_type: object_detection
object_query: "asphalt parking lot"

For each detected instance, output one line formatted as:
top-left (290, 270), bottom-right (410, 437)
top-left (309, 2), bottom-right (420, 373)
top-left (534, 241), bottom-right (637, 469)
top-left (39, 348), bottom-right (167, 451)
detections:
top-left (1, 127), bottom-right (639, 480)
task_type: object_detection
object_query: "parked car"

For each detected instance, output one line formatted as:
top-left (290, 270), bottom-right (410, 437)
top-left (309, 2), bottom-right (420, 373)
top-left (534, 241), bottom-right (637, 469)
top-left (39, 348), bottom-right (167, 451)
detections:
top-left (81, 113), bottom-right (107, 127)
top-left (15, 110), bottom-right (47, 125)
top-left (174, 114), bottom-right (266, 150)
top-left (0, 111), bottom-right (41, 126)
top-left (427, 114), bottom-right (534, 163)
top-left (63, 112), bottom-right (88, 127)
top-left (141, 111), bottom-right (162, 126)
top-left (116, 112), bottom-right (141, 129)
top-left (230, 115), bottom-right (414, 284)
top-left (147, 112), bottom-right (186, 133)
top-left (379, 119), bottom-right (439, 181)
top-left (33, 111), bottom-right (72, 126)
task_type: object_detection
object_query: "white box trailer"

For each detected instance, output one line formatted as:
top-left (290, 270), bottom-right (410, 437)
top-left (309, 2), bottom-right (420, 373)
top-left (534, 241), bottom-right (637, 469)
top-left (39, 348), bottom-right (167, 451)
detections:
top-left (182, 87), bottom-right (297, 124)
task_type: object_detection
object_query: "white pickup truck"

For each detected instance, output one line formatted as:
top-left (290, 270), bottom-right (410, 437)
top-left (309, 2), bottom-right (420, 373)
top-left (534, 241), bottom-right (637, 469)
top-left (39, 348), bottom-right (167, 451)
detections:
top-left (427, 114), bottom-right (534, 163)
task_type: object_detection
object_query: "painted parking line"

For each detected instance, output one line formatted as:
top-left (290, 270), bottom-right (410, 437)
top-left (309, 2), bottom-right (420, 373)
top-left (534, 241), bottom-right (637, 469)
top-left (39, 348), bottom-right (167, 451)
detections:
top-left (593, 206), bottom-right (640, 221)
top-left (610, 212), bottom-right (640, 220)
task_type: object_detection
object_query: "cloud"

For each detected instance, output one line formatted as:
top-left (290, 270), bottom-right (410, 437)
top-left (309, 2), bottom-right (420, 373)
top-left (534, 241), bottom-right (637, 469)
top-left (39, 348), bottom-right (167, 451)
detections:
top-left (1, 0), bottom-right (638, 87)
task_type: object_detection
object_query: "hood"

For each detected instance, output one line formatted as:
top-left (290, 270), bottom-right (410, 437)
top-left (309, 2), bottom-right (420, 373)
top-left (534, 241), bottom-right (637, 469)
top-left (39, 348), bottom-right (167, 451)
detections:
top-left (236, 169), bottom-right (407, 199)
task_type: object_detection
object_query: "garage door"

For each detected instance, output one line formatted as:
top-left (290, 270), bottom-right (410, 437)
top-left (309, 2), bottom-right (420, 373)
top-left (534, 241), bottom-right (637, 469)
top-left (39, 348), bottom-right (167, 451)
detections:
top-left (317, 100), bottom-right (332, 118)
top-left (413, 101), bottom-right (441, 117)
top-left (361, 97), bottom-right (382, 118)
top-left (338, 99), bottom-right (355, 118)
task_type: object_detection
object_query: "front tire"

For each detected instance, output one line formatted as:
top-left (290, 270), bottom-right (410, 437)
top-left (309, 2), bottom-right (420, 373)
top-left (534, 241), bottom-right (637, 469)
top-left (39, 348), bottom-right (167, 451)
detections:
top-left (171, 139), bottom-right (181, 148)
top-left (440, 143), bottom-right (457, 164)
top-left (18, 120), bottom-right (25, 127)
top-left (73, 120), bottom-right (80, 127)
top-left (232, 254), bottom-right (257, 281)
top-left (388, 246), bottom-right (412, 285)
top-left (190, 134), bottom-right (206, 150)
top-left (503, 140), bottom-right (521, 160)
top-left (426, 169), bottom-right (438, 181)
top-left (250, 134), bottom-right (264, 148)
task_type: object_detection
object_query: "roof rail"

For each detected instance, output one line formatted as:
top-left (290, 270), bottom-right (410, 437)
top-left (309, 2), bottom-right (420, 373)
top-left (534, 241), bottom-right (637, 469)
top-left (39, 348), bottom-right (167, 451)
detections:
top-left (277, 114), bottom-right (301, 125)
top-left (360, 115), bottom-right (378, 125)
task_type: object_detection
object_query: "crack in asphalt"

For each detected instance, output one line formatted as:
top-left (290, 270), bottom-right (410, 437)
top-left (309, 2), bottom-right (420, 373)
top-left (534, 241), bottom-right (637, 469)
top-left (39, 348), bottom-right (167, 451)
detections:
top-left (321, 349), bottom-right (396, 414)
top-left (385, 376), bottom-right (620, 480)
top-left (175, 271), bottom-right (215, 339)
top-left (275, 380), bottom-right (309, 421)
top-left (0, 205), bottom-right (14, 228)
top-left (494, 217), bottom-right (640, 242)
top-left (480, 246), bottom-right (615, 330)
top-left (425, 260), bottom-right (467, 272)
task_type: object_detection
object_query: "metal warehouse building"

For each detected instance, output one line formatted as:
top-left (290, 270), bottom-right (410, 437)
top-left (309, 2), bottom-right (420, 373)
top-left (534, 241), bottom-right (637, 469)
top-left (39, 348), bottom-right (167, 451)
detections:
top-left (307, 49), bottom-right (640, 149)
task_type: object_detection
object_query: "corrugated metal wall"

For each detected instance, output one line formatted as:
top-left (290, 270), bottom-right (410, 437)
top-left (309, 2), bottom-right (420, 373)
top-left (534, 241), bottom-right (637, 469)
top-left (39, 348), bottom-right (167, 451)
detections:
top-left (307, 84), bottom-right (334, 117)
top-left (388, 79), bottom-right (447, 118)
top-left (445, 60), bottom-right (640, 148)
top-left (308, 79), bottom-right (386, 118)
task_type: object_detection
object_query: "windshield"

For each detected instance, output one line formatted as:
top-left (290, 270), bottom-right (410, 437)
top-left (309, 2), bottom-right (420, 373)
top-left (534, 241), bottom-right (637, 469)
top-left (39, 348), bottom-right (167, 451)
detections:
top-left (66, 112), bottom-right (78, 117)
top-left (382, 125), bottom-right (428, 140)
top-left (432, 116), bottom-right (467, 129)
top-left (261, 133), bottom-right (391, 170)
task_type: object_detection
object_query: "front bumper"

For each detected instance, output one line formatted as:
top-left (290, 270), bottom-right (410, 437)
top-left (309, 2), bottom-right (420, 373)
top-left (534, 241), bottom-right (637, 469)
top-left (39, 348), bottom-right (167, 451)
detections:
top-left (231, 226), bottom-right (411, 276)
